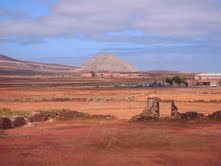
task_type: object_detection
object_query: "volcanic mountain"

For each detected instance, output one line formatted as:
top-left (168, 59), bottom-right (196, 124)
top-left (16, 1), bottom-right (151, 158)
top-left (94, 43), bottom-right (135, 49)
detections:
top-left (80, 54), bottom-right (139, 72)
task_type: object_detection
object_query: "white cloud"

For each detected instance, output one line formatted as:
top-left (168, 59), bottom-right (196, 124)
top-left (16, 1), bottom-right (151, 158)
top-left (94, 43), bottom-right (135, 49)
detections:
top-left (0, 0), bottom-right (221, 39)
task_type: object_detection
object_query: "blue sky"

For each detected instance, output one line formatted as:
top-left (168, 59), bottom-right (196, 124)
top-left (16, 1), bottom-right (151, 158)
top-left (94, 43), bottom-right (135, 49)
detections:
top-left (0, 0), bottom-right (221, 72)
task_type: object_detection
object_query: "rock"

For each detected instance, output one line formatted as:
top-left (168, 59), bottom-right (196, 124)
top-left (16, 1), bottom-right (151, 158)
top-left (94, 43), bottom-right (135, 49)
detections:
top-left (174, 112), bottom-right (182, 120)
top-left (142, 97), bottom-right (160, 119)
top-left (0, 117), bottom-right (13, 129)
top-left (0, 130), bottom-right (7, 138)
top-left (171, 100), bottom-right (178, 118)
top-left (90, 114), bottom-right (117, 120)
top-left (28, 112), bottom-right (49, 123)
top-left (180, 112), bottom-right (206, 120)
top-left (11, 116), bottom-right (27, 127)
top-left (129, 97), bottom-right (161, 122)
top-left (209, 110), bottom-right (221, 120)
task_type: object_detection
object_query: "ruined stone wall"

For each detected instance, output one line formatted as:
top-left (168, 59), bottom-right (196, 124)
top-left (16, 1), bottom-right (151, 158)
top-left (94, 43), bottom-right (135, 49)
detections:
top-left (131, 96), bottom-right (221, 122)
top-left (143, 97), bottom-right (160, 118)
top-left (171, 100), bottom-right (178, 118)
top-left (130, 97), bottom-right (180, 122)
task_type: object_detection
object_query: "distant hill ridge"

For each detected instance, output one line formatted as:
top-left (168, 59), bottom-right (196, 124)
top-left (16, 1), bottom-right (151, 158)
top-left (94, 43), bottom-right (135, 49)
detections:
top-left (0, 54), bottom-right (77, 75)
top-left (80, 53), bottom-right (139, 72)
top-left (0, 54), bottom-right (18, 61)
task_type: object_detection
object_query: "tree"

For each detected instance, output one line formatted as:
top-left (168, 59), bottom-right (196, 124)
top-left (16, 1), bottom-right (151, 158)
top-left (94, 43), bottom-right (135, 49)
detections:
top-left (165, 76), bottom-right (187, 86)
top-left (165, 77), bottom-right (173, 85)
top-left (173, 76), bottom-right (182, 85)
top-left (173, 76), bottom-right (187, 85)
top-left (90, 71), bottom-right (96, 78)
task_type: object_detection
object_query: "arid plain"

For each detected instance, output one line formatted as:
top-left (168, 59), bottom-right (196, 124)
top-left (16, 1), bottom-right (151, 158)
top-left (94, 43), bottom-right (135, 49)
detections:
top-left (1, 74), bottom-right (221, 166)
top-left (1, 86), bottom-right (221, 118)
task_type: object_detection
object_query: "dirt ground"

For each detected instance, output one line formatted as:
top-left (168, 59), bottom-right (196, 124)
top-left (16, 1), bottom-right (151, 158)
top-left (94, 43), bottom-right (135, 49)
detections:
top-left (0, 77), bottom-right (221, 166)
top-left (0, 87), bottom-right (221, 119)
top-left (1, 120), bottom-right (221, 166)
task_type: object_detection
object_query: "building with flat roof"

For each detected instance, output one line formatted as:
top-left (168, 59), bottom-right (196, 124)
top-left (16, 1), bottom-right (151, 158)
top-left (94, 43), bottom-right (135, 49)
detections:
top-left (195, 73), bottom-right (221, 80)
top-left (188, 73), bottom-right (221, 87)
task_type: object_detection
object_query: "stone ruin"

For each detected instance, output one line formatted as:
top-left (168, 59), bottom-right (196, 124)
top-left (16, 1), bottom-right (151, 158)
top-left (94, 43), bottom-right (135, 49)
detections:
top-left (171, 100), bottom-right (178, 118)
top-left (129, 96), bottom-right (221, 122)
top-left (130, 97), bottom-right (179, 122)
top-left (142, 97), bottom-right (160, 118)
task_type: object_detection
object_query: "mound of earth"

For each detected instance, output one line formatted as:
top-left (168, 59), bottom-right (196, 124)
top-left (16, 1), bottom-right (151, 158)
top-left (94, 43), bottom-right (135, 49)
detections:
top-left (1, 109), bottom-right (118, 130)
top-left (80, 53), bottom-right (138, 72)
top-left (28, 112), bottom-right (50, 123)
top-left (27, 110), bottom-right (86, 122)
top-left (129, 113), bottom-right (159, 122)
top-left (28, 110), bottom-right (116, 121)
top-left (12, 116), bottom-right (27, 127)
top-left (56, 110), bottom-right (90, 120)
top-left (0, 117), bottom-right (13, 129)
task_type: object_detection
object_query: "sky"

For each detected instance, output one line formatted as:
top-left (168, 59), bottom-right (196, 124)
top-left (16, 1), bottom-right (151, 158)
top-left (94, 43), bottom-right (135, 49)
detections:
top-left (0, 0), bottom-right (221, 72)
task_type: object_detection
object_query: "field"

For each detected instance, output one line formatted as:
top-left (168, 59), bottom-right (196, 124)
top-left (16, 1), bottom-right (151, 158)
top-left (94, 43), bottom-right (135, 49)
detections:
top-left (1, 86), bottom-right (221, 118)
top-left (1, 120), bottom-right (221, 166)
top-left (1, 75), bottom-right (221, 166)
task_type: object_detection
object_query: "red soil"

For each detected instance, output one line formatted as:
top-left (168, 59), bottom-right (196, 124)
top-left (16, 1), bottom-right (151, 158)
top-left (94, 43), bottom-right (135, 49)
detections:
top-left (0, 120), bottom-right (221, 166)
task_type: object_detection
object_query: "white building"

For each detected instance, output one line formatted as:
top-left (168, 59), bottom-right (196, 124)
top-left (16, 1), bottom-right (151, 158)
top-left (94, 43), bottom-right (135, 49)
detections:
top-left (195, 73), bottom-right (221, 80)
top-left (190, 73), bottom-right (221, 87)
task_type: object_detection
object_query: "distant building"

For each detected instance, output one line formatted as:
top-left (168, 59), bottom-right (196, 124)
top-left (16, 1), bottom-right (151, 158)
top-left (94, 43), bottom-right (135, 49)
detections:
top-left (81, 72), bottom-right (139, 78)
top-left (194, 73), bottom-right (221, 80)
top-left (188, 73), bottom-right (221, 87)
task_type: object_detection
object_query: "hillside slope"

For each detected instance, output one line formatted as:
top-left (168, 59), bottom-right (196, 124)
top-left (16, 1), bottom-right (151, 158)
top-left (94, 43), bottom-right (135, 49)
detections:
top-left (0, 54), bottom-right (77, 75)
top-left (0, 54), bottom-right (18, 61)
